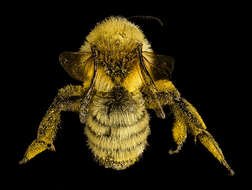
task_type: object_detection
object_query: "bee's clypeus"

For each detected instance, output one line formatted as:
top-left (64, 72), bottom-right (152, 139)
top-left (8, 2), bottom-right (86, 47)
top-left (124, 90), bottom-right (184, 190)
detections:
top-left (20, 16), bottom-right (234, 175)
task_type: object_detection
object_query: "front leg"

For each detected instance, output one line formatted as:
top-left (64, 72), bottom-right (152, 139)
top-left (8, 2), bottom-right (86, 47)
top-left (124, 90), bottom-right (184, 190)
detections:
top-left (19, 85), bottom-right (85, 164)
top-left (143, 79), bottom-right (234, 175)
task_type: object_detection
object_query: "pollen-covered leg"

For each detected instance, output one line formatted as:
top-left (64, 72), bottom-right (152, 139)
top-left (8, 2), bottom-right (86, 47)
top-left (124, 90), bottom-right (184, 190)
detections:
top-left (19, 110), bottom-right (61, 164)
top-left (143, 79), bottom-right (234, 175)
top-left (169, 119), bottom-right (187, 155)
top-left (191, 125), bottom-right (235, 176)
top-left (19, 85), bottom-right (84, 164)
top-left (173, 98), bottom-right (235, 176)
top-left (19, 140), bottom-right (55, 164)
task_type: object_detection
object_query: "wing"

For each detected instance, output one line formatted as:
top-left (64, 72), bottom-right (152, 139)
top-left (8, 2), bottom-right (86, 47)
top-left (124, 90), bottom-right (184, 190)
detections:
top-left (59, 51), bottom-right (92, 81)
top-left (142, 51), bottom-right (174, 81)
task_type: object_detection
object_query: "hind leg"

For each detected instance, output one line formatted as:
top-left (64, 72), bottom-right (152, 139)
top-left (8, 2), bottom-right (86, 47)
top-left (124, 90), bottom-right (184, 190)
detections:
top-left (19, 85), bottom-right (84, 164)
top-left (142, 80), bottom-right (235, 175)
top-left (172, 96), bottom-right (235, 175)
top-left (191, 125), bottom-right (235, 176)
top-left (174, 98), bottom-right (234, 175)
top-left (169, 119), bottom-right (187, 155)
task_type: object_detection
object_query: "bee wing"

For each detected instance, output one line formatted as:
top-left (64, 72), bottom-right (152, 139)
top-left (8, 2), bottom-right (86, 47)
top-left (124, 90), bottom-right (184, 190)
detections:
top-left (142, 51), bottom-right (174, 80)
top-left (59, 51), bottom-right (92, 81)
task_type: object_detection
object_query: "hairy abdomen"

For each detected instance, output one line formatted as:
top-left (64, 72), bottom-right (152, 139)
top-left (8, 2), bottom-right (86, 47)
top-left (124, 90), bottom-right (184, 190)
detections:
top-left (84, 91), bottom-right (150, 170)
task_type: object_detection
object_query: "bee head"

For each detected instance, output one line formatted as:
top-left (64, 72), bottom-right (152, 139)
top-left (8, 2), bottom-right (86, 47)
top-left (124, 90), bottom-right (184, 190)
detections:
top-left (80, 16), bottom-right (152, 55)
top-left (76, 16), bottom-right (153, 84)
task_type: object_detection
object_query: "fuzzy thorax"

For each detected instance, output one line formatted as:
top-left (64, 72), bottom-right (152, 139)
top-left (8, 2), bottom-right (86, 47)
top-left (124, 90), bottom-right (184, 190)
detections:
top-left (79, 16), bottom-right (152, 55)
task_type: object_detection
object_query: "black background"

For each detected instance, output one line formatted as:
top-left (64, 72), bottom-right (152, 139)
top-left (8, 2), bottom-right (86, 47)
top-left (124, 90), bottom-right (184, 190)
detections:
top-left (4, 1), bottom-right (247, 187)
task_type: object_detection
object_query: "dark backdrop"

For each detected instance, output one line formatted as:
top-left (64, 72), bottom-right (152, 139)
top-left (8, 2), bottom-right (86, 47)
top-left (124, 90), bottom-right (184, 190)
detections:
top-left (5, 1), bottom-right (245, 187)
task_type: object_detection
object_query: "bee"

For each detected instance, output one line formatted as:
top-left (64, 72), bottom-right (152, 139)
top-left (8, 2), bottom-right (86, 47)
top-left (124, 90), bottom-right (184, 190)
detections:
top-left (19, 16), bottom-right (234, 175)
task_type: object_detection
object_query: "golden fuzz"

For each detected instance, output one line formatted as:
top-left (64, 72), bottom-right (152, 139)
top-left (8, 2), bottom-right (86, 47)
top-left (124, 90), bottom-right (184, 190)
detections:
top-left (19, 16), bottom-right (234, 175)
top-left (80, 16), bottom-right (152, 53)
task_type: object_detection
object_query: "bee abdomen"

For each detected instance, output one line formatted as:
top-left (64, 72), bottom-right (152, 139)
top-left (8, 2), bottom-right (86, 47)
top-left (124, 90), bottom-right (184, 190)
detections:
top-left (85, 106), bottom-right (150, 170)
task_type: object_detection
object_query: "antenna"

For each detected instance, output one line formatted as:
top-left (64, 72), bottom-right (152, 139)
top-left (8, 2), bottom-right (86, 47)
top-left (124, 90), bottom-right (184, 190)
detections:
top-left (128, 16), bottom-right (164, 26)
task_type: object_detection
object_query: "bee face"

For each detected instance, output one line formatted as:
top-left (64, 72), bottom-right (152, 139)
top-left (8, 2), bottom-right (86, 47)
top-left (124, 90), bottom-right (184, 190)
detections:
top-left (74, 16), bottom-right (154, 90)
top-left (96, 48), bottom-right (138, 83)
top-left (60, 16), bottom-right (157, 92)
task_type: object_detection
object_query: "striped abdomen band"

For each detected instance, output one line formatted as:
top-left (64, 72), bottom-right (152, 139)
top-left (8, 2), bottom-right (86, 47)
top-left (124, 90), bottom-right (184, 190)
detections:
top-left (85, 104), bottom-right (150, 170)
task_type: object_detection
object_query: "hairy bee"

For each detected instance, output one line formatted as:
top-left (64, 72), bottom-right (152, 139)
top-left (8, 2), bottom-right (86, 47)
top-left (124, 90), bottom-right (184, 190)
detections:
top-left (19, 16), bottom-right (234, 175)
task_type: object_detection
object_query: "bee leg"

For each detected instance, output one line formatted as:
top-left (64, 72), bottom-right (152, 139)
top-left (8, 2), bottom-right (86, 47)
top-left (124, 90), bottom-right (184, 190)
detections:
top-left (169, 119), bottom-right (187, 155)
top-left (197, 130), bottom-right (235, 176)
top-left (19, 85), bottom-right (84, 164)
top-left (172, 98), bottom-right (235, 176)
top-left (143, 79), bottom-right (234, 175)
top-left (189, 121), bottom-right (235, 176)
